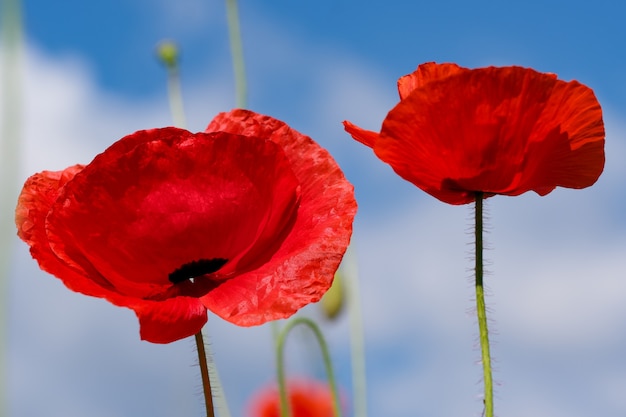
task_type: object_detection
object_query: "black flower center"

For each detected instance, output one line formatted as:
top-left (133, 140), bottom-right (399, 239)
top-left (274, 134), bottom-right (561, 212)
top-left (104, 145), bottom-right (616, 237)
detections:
top-left (168, 258), bottom-right (228, 284)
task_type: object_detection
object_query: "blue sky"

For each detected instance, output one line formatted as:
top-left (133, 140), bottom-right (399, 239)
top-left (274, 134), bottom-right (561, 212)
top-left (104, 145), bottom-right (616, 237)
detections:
top-left (20, 0), bottom-right (626, 105)
top-left (4, 1), bottom-right (626, 417)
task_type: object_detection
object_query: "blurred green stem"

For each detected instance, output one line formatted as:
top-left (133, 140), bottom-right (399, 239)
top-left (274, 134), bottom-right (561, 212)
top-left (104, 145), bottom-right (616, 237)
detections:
top-left (345, 245), bottom-right (367, 417)
top-left (475, 192), bottom-right (493, 417)
top-left (276, 317), bottom-right (342, 417)
top-left (166, 65), bottom-right (187, 128)
top-left (1, 0), bottom-right (23, 415)
top-left (203, 331), bottom-right (232, 417)
top-left (156, 41), bottom-right (186, 127)
top-left (225, 0), bottom-right (247, 108)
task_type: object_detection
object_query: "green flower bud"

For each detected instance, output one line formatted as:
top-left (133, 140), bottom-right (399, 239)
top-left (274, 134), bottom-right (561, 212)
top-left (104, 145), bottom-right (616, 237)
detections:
top-left (156, 40), bottom-right (180, 69)
top-left (320, 270), bottom-right (345, 320)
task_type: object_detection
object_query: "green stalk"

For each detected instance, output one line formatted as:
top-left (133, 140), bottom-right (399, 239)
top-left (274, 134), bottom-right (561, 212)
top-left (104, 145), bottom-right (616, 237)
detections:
top-left (156, 41), bottom-right (186, 128)
top-left (166, 66), bottom-right (187, 128)
top-left (1, 0), bottom-right (23, 415)
top-left (203, 332), bottom-right (232, 417)
top-left (475, 192), bottom-right (493, 417)
top-left (275, 317), bottom-right (342, 417)
top-left (225, 0), bottom-right (247, 108)
top-left (344, 246), bottom-right (367, 417)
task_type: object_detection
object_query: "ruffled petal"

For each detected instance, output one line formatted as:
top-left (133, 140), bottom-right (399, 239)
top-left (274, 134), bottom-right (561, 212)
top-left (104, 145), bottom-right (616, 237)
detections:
top-left (45, 128), bottom-right (300, 300)
top-left (203, 109), bottom-right (357, 325)
top-left (16, 167), bottom-right (83, 251)
top-left (344, 63), bottom-right (468, 149)
top-left (397, 62), bottom-right (467, 99)
top-left (16, 167), bottom-right (131, 305)
top-left (133, 297), bottom-right (208, 344)
top-left (519, 78), bottom-right (605, 191)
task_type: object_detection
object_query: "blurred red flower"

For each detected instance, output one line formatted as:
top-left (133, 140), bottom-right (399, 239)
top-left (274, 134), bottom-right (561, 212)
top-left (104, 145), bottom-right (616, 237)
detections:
top-left (344, 62), bottom-right (605, 205)
top-left (248, 379), bottom-right (336, 417)
top-left (16, 109), bottom-right (357, 343)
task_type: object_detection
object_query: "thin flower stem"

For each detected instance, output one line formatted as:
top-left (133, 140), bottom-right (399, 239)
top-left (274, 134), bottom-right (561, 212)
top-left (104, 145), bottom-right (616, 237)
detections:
top-left (195, 332), bottom-right (215, 417)
top-left (275, 324), bottom-right (291, 417)
top-left (271, 320), bottom-right (281, 348)
top-left (344, 246), bottom-right (368, 417)
top-left (475, 192), bottom-right (493, 417)
top-left (156, 41), bottom-right (187, 128)
top-left (1, 0), bottom-right (22, 415)
top-left (203, 333), bottom-right (233, 417)
top-left (276, 317), bottom-right (342, 417)
top-left (166, 66), bottom-right (187, 128)
top-left (225, 0), bottom-right (247, 108)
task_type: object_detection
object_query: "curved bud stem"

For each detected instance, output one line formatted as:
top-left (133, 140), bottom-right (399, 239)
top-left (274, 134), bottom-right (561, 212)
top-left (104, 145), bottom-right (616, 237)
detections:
top-left (275, 317), bottom-right (342, 417)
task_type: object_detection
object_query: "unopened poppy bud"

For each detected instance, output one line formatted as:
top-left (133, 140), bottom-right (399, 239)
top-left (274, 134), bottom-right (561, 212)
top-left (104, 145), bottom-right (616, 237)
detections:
top-left (320, 270), bottom-right (345, 320)
top-left (156, 40), bottom-right (180, 69)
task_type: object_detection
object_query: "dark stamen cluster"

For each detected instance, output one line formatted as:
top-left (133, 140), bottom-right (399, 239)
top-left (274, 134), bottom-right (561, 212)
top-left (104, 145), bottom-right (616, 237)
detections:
top-left (169, 258), bottom-right (228, 284)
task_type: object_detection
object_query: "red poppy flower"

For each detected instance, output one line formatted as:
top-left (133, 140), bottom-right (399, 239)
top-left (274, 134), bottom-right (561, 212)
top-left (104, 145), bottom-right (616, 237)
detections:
top-left (248, 379), bottom-right (336, 417)
top-left (16, 109), bottom-right (357, 343)
top-left (344, 62), bottom-right (605, 205)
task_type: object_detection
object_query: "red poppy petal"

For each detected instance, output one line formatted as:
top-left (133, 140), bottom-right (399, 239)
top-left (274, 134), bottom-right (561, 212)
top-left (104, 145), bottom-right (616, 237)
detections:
top-left (378, 66), bottom-right (604, 204)
top-left (342, 120), bottom-right (379, 148)
top-left (45, 128), bottom-right (301, 300)
top-left (203, 110), bottom-right (357, 325)
top-left (134, 297), bottom-right (208, 344)
top-left (15, 167), bottom-right (131, 305)
top-left (397, 62), bottom-right (467, 100)
top-left (520, 79), bottom-right (605, 191)
top-left (16, 167), bottom-right (82, 251)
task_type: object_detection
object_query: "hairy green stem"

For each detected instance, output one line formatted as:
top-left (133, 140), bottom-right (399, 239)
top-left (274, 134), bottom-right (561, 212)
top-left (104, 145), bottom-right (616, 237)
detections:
top-left (203, 333), bottom-right (232, 417)
top-left (225, 0), bottom-right (247, 108)
top-left (195, 332), bottom-right (215, 417)
top-left (475, 192), bottom-right (493, 417)
top-left (276, 317), bottom-right (342, 417)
